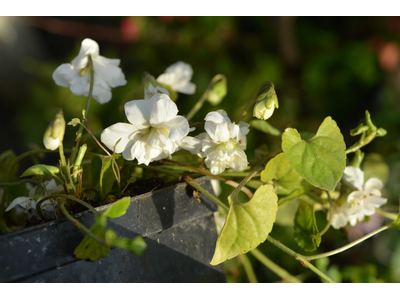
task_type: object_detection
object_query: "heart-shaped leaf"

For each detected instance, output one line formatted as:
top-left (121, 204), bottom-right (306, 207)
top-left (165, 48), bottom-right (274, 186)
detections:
top-left (103, 196), bottom-right (130, 219)
top-left (282, 116), bottom-right (346, 191)
top-left (293, 201), bottom-right (321, 252)
top-left (74, 221), bottom-right (110, 261)
top-left (210, 184), bottom-right (278, 265)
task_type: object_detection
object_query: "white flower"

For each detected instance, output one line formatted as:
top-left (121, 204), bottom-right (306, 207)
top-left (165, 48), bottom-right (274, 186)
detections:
top-left (5, 179), bottom-right (64, 219)
top-left (144, 82), bottom-right (170, 100)
top-left (101, 93), bottom-right (191, 165)
top-left (43, 137), bottom-right (61, 151)
top-left (329, 166), bottom-right (387, 229)
top-left (197, 110), bottom-right (249, 175)
top-left (52, 38), bottom-right (127, 104)
top-left (156, 61), bottom-right (196, 94)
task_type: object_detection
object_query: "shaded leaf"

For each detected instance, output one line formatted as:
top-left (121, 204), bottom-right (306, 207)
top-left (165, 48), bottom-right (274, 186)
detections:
top-left (20, 164), bottom-right (60, 178)
top-left (282, 116), bottom-right (346, 191)
top-left (293, 201), bottom-right (321, 252)
top-left (74, 221), bottom-right (110, 261)
top-left (210, 184), bottom-right (278, 265)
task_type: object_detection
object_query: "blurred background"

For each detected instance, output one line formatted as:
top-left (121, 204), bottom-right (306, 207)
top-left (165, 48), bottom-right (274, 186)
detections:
top-left (1, 16), bottom-right (400, 282)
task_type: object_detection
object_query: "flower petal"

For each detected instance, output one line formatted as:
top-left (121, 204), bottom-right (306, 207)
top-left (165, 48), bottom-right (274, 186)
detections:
top-left (101, 123), bottom-right (139, 153)
top-left (124, 100), bottom-right (151, 129)
top-left (167, 116), bottom-right (189, 141)
top-left (343, 166), bottom-right (364, 191)
top-left (5, 197), bottom-right (32, 211)
top-left (364, 177), bottom-right (383, 191)
top-left (52, 63), bottom-right (77, 87)
top-left (147, 94), bottom-right (178, 125)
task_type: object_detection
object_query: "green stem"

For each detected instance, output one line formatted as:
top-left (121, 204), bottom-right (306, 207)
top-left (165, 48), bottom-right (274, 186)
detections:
top-left (230, 166), bottom-right (262, 201)
top-left (36, 194), bottom-right (100, 217)
top-left (266, 236), bottom-right (335, 283)
top-left (186, 74), bottom-right (225, 122)
top-left (300, 223), bottom-right (392, 261)
top-left (58, 142), bottom-right (76, 194)
top-left (319, 191), bottom-right (332, 236)
top-left (183, 176), bottom-right (229, 213)
top-left (70, 55), bottom-right (95, 165)
top-left (60, 202), bottom-right (105, 245)
top-left (235, 81), bottom-right (274, 123)
top-left (250, 248), bottom-right (301, 283)
top-left (163, 159), bottom-right (225, 181)
top-left (0, 179), bottom-right (37, 187)
top-left (72, 144), bottom-right (87, 183)
top-left (239, 254), bottom-right (258, 283)
top-left (375, 208), bottom-right (398, 221)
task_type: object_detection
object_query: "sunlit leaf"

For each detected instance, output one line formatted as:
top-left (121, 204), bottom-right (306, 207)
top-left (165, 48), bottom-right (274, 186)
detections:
top-left (20, 164), bottom-right (60, 178)
top-left (103, 196), bottom-right (130, 219)
top-left (210, 184), bottom-right (278, 265)
top-left (293, 201), bottom-right (321, 252)
top-left (282, 116), bottom-right (346, 191)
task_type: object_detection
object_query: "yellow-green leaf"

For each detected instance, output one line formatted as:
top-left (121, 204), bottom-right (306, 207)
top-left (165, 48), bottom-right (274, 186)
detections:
top-left (210, 184), bottom-right (278, 265)
top-left (282, 116), bottom-right (346, 191)
top-left (20, 164), bottom-right (60, 177)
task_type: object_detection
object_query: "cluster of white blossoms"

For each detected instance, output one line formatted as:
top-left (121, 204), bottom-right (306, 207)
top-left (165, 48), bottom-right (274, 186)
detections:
top-left (330, 166), bottom-right (387, 229)
top-left (196, 110), bottom-right (249, 175)
top-left (52, 38), bottom-right (127, 104)
top-left (5, 179), bottom-right (64, 220)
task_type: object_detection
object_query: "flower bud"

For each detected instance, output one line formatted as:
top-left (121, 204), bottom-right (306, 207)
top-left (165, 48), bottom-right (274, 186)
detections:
top-left (43, 109), bottom-right (66, 150)
top-left (207, 75), bottom-right (227, 106)
top-left (253, 86), bottom-right (279, 120)
top-left (142, 72), bottom-right (171, 100)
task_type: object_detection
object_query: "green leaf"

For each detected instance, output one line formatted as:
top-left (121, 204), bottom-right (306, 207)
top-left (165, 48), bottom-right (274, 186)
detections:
top-left (99, 155), bottom-right (123, 198)
top-left (103, 196), bottom-right (130, 219)
top-left (250, 120), bottom-right (282, 136)
top-left (68, 118), bottom-right (81, 127)
top-left (350, 124), bottom-right (369, 136)
top-left (261, 153), bottom-right (305, 192)
top-left (20, 164), bottom-right (60, 177)
top-left (210, 184), bottom-right (278, 265)
top-left (282, 116), bottom-right (346, 191)
top-left (74, 221), bottom-right (110, 261)
top-left (293, 201), bottom-right (321, 252)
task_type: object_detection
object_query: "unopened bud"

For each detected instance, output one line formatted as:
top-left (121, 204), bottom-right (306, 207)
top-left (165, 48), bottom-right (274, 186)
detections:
top-left (253, 86), bottom-right (279, 120)
top-left (207, 75), bottom-right (227, 106)
top-left (43, 109), bottom-right (66, 150)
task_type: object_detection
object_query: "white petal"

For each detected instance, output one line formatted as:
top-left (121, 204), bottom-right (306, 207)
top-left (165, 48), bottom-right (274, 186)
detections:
top-left (343, 166), bottom-right (364, 191)
top-left (147, 94), bottom-right (178, 125)
top-left (177, 82), bottom-right (196, 94)
top-left (176, 136), bottom-right (202, 155)
top-left (364, 177), bottom-right (383, 191)
top-left (52, 63), bottom-right (77, 87)
top-left (124, 99), bottom-right (152, 129)
top-left (101, 123), bottom-right (139, 153)
top-left (167, 116), bottom-right (189, 141)
top-left (72, 38), bottom-right (99, 69)
top-left (5, 197), bottom-right (32, 211)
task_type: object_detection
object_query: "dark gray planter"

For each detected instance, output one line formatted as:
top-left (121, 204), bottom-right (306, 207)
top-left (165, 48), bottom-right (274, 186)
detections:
top-left (0, 177), bottom-right (225, 282)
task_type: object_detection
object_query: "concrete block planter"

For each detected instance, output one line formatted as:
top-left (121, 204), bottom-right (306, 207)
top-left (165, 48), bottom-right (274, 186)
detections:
top-left (0, 177), bottom-right (225, 282)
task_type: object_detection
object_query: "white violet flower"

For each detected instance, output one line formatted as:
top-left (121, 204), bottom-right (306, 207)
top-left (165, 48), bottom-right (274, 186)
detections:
top-left (52, 38), bottom-right (127, 104)
top-left (5, 179), bottom-right (64, 220)
top-left (101, 93), bottom-right (192, 165)
top-left (197, 110), bottom-right (249, 175)
top-left (329, 166), bottom-right (387, 229)
top-left (156, 61), bottom-right (196, 94)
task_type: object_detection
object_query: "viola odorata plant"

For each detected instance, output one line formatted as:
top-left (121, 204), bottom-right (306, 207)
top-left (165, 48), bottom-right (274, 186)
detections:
top-left (1, 37), bottom-right (400, 283)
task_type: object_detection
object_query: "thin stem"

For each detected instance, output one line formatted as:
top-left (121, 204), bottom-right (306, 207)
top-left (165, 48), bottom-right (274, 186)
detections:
top-left (319, 191), bottom-right (332, 236)
top-left (266, 236), bottom-right (335, 283)
top-left (250, 248), bottom-right (301, 283)
top-left (72, 144), bottom-right (87, 183)
top-left (230, 166), bottom-right (262, 201)
top-left (0, 179), bottom-right (37, 187)
top-left (163, 159), bottom-right (225, 181)
top-left (224, 180), bottom-right (253, 199)
top-left (36, 194), bottom-right (99, 216)
top-left (375, 208), bottom-right (398, 221)
top-left (298, 259), bottom-right (336, 283)
top-left (70, 55), bottom-right (95, 165)
top-left (139, 164), bottom-right (180, 178)
top-left (186, 74), bottom-right (225, 122)
top-left (58, 142), bottom-right (76, 194)
top-left (60, 202), bottom-right (106, 245)
top-left (238, 254), bottom-right (258, 283)
top-left (300, 224), bottom-right (392, 261)
top-left (183, 176), bottom-right (229, 213)
top-left (235, 81), bottom-right (274, 123)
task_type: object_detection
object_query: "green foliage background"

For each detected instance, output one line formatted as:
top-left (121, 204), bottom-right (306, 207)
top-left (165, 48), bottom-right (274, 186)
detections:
top-left (1, 16), bottom-right (400, 282)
